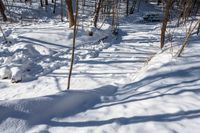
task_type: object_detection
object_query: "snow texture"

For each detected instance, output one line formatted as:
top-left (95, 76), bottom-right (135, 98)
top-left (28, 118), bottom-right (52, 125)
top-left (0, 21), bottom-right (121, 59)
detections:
top-left (0, 0), bottom-right (200, 132)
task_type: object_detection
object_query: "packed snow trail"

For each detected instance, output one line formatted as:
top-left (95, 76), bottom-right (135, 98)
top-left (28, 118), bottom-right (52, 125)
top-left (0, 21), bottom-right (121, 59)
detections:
top-left (44, 32), bottom-right (200, 133)
top-left (65, 21), bottom-right (160, 89)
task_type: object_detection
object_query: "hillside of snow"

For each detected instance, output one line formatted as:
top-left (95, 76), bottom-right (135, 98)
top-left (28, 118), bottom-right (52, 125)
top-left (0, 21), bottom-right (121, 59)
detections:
top-left (0, 0), bottom-right (200, 132)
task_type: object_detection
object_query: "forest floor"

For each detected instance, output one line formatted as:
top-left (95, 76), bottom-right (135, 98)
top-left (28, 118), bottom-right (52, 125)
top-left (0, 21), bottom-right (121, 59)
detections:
top-left (0, 1), bottom-right (200, 133)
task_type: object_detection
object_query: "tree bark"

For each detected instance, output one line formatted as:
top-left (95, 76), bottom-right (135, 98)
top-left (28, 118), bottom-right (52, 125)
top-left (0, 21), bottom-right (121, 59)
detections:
top-left (126, 0), bottom-right (129, 16)
top-left (61, 0), bottom-right (63, 21)
top-left (45, 0), bottom-right (48, 5)
top-left (67, 0), bottom-right (79, 90)
top-left (65, 0), bottom-right (75, 28)
top-left (137, 0), bottom-right (142, 12)
top-left (45, 0), bottom-right (48, 11)
top-left (197, 22), bottom-right (200, 35)
top-left (157, 0), bottom-right (161, 5)
top-left (0, 25), bottom-right (7, 41)
top-left (40, 0), bottom-right (43, 7)
top-left (0, 0), bottom-right (7, 21)
top-left (53, 0), bottom-right (56, 13)
top-left (94, 0), bottom-right (103, 28)
top-left (160, 0), bottom-right (173, 49)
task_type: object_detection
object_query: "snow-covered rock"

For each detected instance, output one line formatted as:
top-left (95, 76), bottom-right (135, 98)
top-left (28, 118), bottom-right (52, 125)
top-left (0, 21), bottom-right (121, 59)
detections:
top-left (0, 66), bottom-right (12, 79)
top-left (11, 67), bottom-right (22, 83)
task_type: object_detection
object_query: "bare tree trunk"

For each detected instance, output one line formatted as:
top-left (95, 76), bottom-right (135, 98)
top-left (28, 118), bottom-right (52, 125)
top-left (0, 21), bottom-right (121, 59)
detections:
top-left (130, 0), bottom-right (136, 14)
top-left (0, 25), bottom-right (7, 42)
top-left (53, 0), bottom-right (56, 13)
top-left (112, 0), bottom-right (115, 30)
top-left (67, 0), bottom-right (79, 90)
top-left (193, 0), bottom-right (200, 14)
top-left (182, 1), bottom-right (193, 23)
top-left (61, 0), bottom-right (63, 21)
top-left (137, 0), bottom-right (142, 12)
top-left (65, 0), bottom-right (75, 28)
top-left (45, 0), bottom-right (48, 5)
top-left (45, 0), bottom-right (48, 11)
top-left (94, 0), bottom-right (103, 28)
top-left (157, 0), bottom-right (161, 5)
top-left (0, 0), bottom-right (7, 21)
top-left (160, 0), bottom-right (173, 49)
top-left (126, 0), bottom-right (129, 16)
top-left (197, 22), bottom-right (200, 35)
top-left (112, 0), bottom-right (118, 35)
top-left (40, 0), bottom-right (44, 7)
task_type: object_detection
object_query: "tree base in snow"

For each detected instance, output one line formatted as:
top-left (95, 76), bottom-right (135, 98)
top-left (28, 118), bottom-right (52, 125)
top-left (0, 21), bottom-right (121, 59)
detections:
top-left (88, 31), bottom-right (93, 36)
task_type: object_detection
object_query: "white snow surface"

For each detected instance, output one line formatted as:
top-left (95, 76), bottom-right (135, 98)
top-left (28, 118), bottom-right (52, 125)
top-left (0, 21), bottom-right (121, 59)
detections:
top-left (1, 1), bottom-right (200, 132)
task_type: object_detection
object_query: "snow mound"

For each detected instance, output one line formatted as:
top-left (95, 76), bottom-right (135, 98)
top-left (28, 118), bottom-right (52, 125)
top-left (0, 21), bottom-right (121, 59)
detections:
top-left (0, 66), bottom-right (11, 79)
top-left (1, 43), bottom-right (51, 82)
top-left (0, 23), bottom-right (111, 83)
top-left (0, 85), bottom-right (117, 133)
top-left (11, 67), bottom-right (22, 83)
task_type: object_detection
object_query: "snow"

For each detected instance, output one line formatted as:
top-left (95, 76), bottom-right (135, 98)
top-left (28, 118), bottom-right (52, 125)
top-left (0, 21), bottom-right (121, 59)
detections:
top-left (0, 0), bottom-right (200, 132)
top-left (0, 22), bottom-right (110, 82)
top-left (0, 66), bottom-right (11, 79)
top-left (0, 85), bottom-right (117, 133)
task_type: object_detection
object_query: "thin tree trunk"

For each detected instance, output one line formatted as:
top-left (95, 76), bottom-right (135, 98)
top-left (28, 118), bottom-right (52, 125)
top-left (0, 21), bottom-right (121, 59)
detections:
top-left (130, 0), bottom-right (136, 14)
top-left (67, 0), bottom-right (79, 90)
top-left (65, 0), bottom-right (75, 28)
top-left (157, 0), bottom-right (161, 5)
top-left (177, 19), bottom-right (200, 57)
top-left (45, 0), bottom-right (48, 11)
top-left (137, 0), bottom-right (141, 12)
top-left (53, 0), bottom-right (56, 13)
top-left (197, 22), bottom-right (200, 35)
top-left (40, 0), bottom-right (43, 7)
top-left (126, 0), bottom-right (129, 16)
top-left (94, 0), bottom-right (103, 28)
top-left (0, 0), bottom-right (7, 21)
top-left (45, 0), bottom-right (48, 5)
top-left (112, 0), bottom-right (115, 30)
top-left (194, 0), bottom-right (200, 14)
top-left (61, 0), bottom-right (63, 21)
top-left (160, 0), bottom-right (173, 49)
top-left (0, 25), bottom-right (7, 42)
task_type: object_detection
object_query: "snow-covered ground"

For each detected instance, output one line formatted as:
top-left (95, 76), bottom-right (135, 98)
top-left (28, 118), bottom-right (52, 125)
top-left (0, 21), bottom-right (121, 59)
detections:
top-left (0, 0), bottom-right (200, 132)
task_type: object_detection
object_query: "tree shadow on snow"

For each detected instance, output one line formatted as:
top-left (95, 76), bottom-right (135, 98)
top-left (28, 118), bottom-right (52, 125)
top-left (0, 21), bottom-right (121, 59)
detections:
top-left (45, 59), bottom-right (200, 127)
top-left (0, 85), bottom-right (117, 131)
top-left (48, 109), bottom-right (200, 127)
top-left (92, 62), bottom-right (200, 109)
